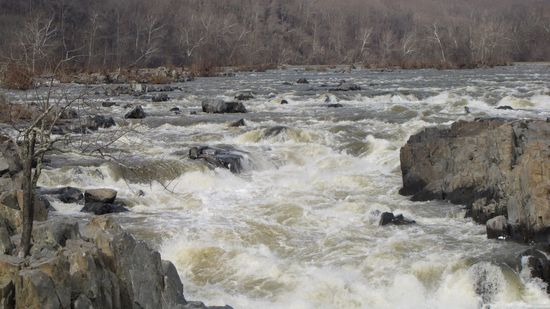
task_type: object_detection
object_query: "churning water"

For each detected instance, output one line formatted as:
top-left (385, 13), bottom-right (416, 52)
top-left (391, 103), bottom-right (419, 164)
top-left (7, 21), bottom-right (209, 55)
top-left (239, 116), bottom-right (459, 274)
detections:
top-left (32, 64), bottom-right (550, 308)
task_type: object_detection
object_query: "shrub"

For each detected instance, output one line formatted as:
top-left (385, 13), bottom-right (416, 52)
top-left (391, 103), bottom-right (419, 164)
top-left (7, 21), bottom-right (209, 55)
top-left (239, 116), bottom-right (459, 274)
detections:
top-left (1, 64), bottom-right (34, 90)
top-left (0, 94), bottom-right (36, 123)
top-left (190, 61), bottom-right (220, 77)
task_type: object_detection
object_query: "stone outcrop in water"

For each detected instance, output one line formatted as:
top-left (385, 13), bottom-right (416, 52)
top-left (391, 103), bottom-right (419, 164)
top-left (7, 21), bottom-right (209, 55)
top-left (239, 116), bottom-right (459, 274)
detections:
top-left (0, 216), bottom-right (231, 309)
top-left (189, 146), bottom-right (245, 173)
top-left (125, 106), bottom-right (146, 119)
top-left (202, 100), bottom-right (247, 114)
top-left (399, 118), bottom-right (550, 242)
top-left (379, 212), bottom-right (416, 226)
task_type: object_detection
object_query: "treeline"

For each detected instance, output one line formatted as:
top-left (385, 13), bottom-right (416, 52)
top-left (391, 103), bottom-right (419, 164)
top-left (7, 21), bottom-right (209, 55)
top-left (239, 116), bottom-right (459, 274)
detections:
top-left (0, 0), bottom-right (549, 74)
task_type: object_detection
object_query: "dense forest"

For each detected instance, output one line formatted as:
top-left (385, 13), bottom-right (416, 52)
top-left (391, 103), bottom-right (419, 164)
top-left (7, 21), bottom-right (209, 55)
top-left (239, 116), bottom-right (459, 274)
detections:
top-left (0, 0), bottom-right (549, 75)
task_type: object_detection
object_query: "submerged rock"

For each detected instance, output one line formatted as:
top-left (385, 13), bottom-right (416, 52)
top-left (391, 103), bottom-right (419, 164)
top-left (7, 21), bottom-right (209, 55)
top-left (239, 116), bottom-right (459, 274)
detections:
top-left (234, 91), bottom-right (254, 101)
top-left (496, 105), bottom-right (514, 110)
top-left (202, 100), bottom-right (247, 114)
top-left (125, 105), bottom-right (146, 119)
top-left (327, 103), bottom-right (343, 108)
top-left (81, 202), bottom-right (128, 215)
top-left (39, 186), bottom-right (83, 203)
top-left (152, 93), bottom-right (169, 102)
top-left (189, 146), bottom-right (245, 173)
top-left (330, 82), bottom-right (361, 91)
top-left (280, 99), bottom-right (289, 105)
top-left (518, 246), bottom-right (550, 293)
top-left (296, 78), bottom-right (309, 84)
top-left (379, 212), bottom-right (416, 226)
top-left (399, 118), bottom-right (550, 242)
top-left (229, 119), bottom-right (246, 127)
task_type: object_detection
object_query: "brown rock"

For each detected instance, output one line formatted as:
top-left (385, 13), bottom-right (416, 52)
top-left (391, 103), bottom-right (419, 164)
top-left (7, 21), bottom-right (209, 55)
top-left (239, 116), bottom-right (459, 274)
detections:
top-left (400, 118), bottom-right (550, 242)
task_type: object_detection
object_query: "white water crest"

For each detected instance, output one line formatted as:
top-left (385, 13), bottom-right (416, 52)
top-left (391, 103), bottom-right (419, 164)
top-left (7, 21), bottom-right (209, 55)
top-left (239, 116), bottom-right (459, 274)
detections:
top-left (33, 64), bottom-right (550, 309)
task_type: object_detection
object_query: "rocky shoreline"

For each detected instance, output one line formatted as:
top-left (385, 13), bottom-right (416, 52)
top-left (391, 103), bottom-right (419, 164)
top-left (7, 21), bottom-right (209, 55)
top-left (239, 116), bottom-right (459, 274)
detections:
top-left (399, 117), bottom-right (550, 288)
top-left (0, 136), bottom-right (232, 308)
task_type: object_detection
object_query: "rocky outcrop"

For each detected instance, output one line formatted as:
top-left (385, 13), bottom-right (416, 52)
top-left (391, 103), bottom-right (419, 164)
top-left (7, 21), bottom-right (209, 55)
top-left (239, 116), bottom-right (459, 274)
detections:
top-left (125, 106), bottom-right (146, 119)
top-left (399, 118), bottom-right (550, 242)
top-left (379, 212), bottom-right (416, 226)
top-left (189, 146), bottom-right (246, 173)
top-left (201, 100), bottom-right (247, 114)
top-left (0, 216), bottom-right (231, 309)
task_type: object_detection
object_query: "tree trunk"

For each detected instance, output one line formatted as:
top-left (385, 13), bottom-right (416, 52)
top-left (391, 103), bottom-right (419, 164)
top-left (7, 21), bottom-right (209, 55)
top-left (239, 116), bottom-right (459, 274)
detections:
top-left (20, 132), bottom-right (36, 257)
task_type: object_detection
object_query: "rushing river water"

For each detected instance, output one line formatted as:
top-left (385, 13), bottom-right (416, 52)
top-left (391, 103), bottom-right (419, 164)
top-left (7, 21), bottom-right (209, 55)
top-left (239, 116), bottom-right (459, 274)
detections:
top-left (16, 64), bottom-right (550, 308)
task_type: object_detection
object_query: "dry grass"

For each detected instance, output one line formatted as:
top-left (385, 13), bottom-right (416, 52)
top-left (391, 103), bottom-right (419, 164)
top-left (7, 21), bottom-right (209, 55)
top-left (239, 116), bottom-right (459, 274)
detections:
top-left (147, 74), bottom-right (172, 84)
top-left (0, 95), bottom-right (37, 123)
top-left (190, 61), bottom-right (220, 77)
top-left (1, 64), bottom-right (34, 90)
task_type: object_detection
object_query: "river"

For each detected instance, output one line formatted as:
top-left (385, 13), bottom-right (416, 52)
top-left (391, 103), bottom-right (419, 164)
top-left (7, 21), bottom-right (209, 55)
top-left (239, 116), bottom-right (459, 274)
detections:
top-left (22, 64), bottom-right (550, 308)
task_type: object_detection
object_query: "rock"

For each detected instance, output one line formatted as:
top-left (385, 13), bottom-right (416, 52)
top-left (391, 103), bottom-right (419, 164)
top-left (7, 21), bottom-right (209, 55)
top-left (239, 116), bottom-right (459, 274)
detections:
top-left (190, 111), bottom-right (197, 115)
top-left (161, 260), bottom-right (186, 307)
top-left (81, 202), bottom-right (128, 215)
top-left (282, 81), bottom-right (293, 85)
top-left (330, 82), bottom-right (361, 91)
top-left (188, 146), bottom-right (245, 173)
top-left (264, 126), bottom-right (288, 137)
top-left (327, 103), bottom-right (343, 108)
top-left (102, 101), bottom-right (118, 107)
top-left (496, 105), bottom-right (514, 110)
top-left (0, 135), bottom-right (22, 177)
top-left (85, 188), bottom-right (117, 204)
top-left (38, 186), bottom-right (83, 204)
top-left (202, 100), bottom-right (247, 114)
top-left (234, 91), bottom-right (254, 101)
top-left (486, 215), bottom-right (509, 239)
top-left (0, 204), bottom-right (22, 233)
top-left (73, 294), bottom-right (94, 309)
top-left (280, 99), bottom-right (288, 105)
top-left (399, 118), bottom-right (550, 242)
top-left (518, 246), bottom-right (550, 292)
top-left (229, 119), bottom-right (246, 127)
top-left (125, 105), bottom-right (146, 119)
top-left (0, 279), bottom-right (15, 309)
top-left (0, 220), bottom-right (14, 254)
top-left (31, 217), bottom-right (80, 256)
top-left (152, 93), bottom-right (169, 102)
top-left (296, 78), bottom-right (309, 84)
top-left (170, 107), bottom-right (181, 114)
top-left (63, 115), bottom-right (116, 134)
top-left (379, 212), bottom-right (416, 226)
top-left (16, 270), bottom-right (64, 309)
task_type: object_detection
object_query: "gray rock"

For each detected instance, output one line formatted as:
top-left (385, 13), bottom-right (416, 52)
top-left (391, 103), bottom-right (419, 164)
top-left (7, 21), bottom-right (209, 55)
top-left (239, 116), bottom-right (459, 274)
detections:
top-left (379, 212), bottom-right (416, 226)
top-left (73, 294), bottom-right (94, 309)
top-left (85, 189), bottom-right (117, 204)
top-left (399, 118), bottom-right (549, 242)
top-left (296, 78), bottom-right (309, 84)
top-left (38, 186), bottom-right (83, 204)
top-left (228, 119), bottom-right (246, 127)
top-left (81, 202), bottom-right (128, 215)
top-left (125, 106), bottom-right (146, 119)
top-left (0, 135), bottom-right (21, 176)
top-left (486, 215), bottom-right (509, 239)
top-left (0, 220), bottom-right (14, 254)
top-left (330, 82), bottom-right (361, 91)
top-left (152, 93), bottom-right (169, 102)
top-left (518, 247), bottom-right (550, 293)
top-left (234, 91), bottom-right (254, 101)
top-left (188, 146), bottom-right (245, 173)
top-left (0, 280), bottom-right (15, 309)
top-left (161, 260), bottom-right (186, 307)
top-left (202, 100), bottom-right (247, 114)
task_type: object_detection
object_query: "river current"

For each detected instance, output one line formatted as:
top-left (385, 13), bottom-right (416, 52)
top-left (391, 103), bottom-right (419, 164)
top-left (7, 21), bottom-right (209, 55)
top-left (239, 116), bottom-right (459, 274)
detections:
top-left (23, 64), bottom-right (550, 308)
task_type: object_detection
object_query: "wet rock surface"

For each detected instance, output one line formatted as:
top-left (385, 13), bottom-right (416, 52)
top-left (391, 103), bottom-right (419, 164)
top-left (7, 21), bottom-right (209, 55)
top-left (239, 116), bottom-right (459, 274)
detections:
top-left (125, 106), bottom-right (146, 119)
top-left (400, 118), bottom-right (550, 242)
top-left (189, 146), bottom-right (246, 173)
top-left (379, 212), bottom-right (416, 226)
top-left (202, 100), bottom-right (247, 114)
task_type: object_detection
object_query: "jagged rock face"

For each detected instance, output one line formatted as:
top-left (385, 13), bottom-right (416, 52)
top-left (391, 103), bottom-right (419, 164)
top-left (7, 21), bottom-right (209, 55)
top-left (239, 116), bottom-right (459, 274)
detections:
top-left (0, 217), bottom-right (192, 309)
top-left (399, 118), bottom-right (550, 242)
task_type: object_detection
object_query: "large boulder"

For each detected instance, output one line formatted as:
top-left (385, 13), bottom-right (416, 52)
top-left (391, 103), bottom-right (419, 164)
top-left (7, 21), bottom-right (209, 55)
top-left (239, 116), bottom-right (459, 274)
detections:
top-left (85, 189), bottom-right (117, 204)
top-left (518, 246), bottom-right (550, 293)
top-left (0, 135), bottom-right (21, 177)
top-left (379, 212), bottom-right (416, 226)
top-left (38, 186), bottom-right (83, 204)
top-left (399, 118), bottom-right (550, 242)
top-left (188, 146), bottom-right (246, 173)
top-left (81, 202), bottom-right (128, 215)
top-left (125, 106), bottom-right (146, 119)
top-left (486, 215), bottom-right (509, 239)
top-left (202, 100), bottom-right (247, 114)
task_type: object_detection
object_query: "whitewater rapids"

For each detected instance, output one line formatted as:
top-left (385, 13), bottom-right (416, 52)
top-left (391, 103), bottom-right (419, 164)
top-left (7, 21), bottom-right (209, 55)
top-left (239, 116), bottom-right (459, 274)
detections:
top-left (32, 64), bottom-right (550, 309)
